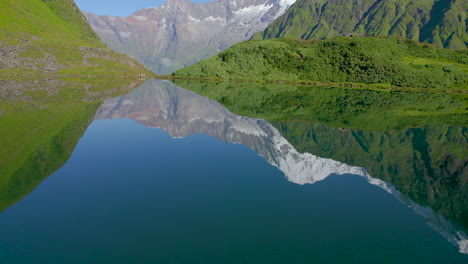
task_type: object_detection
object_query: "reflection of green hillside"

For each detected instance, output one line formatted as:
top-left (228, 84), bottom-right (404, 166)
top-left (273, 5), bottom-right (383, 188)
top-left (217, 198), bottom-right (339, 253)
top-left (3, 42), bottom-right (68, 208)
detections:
top-left (0, 78), bottom-right (143, 212)
top-left (174, 81), bottom-right (468, 129)
top-left (273, 122), bottom-right (468, 229)
top-left (0, 103), bottom-right (99, 211)
top-left (174, 80), bottom-right (467, 229)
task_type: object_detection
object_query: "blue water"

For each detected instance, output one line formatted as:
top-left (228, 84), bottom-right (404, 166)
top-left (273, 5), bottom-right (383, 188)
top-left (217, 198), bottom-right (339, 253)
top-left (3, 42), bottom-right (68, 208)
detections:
top-left (1, 117), bottom-right (467, 263)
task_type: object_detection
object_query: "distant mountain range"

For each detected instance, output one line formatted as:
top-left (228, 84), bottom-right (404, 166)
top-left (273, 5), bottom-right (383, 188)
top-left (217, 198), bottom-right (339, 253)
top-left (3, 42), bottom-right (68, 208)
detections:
top-left (253, 0), bottom-right (467, 50)
top-left (85, 0), bottom-right (296, 74)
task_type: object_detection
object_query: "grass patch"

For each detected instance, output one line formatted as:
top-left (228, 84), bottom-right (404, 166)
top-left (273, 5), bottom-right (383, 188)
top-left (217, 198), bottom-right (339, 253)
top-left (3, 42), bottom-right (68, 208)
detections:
top-left (404, 56), bottom-right (468, 72)
top-left (19, 48), bottom-right (45, 59)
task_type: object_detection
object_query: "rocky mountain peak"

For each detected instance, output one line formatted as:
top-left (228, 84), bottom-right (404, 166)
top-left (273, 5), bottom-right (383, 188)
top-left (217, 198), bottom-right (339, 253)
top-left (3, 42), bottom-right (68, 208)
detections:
top-left (162, 0), bottom-right (192, 9)
top-left (85, 0), bottom-right (296, 74)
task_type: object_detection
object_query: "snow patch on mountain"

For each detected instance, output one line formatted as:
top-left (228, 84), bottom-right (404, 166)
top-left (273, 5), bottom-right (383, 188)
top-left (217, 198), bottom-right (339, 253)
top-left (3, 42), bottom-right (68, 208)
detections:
top-left (118, 31), bottom-right (131, 38)
top-left (188, 15), bottom-right (202, 23)
top-left (205, 16), bottom-right (224, 22)
top-left (233, 4), bottom-right (273, 20)
top-left (133, 16), bottom-right (148, 21)
top-left (85, 0), bottom-right (298, 75)
top-left (276, 0), bottom-right (296, 18)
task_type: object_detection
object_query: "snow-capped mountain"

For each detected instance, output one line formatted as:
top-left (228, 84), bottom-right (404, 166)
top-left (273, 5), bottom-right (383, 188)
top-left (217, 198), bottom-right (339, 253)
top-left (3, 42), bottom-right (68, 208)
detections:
top-left (84, 0), bottom-right (296, 75)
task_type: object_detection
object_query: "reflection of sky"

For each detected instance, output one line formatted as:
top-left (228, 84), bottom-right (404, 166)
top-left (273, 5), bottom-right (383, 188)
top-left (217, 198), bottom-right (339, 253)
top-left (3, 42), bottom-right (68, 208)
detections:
top-left (75, 0), bottom-right (215, 17)
top-left (1, 118), bottom-right (467, 263)
top-left (1, 79), bottom-right (467, 261)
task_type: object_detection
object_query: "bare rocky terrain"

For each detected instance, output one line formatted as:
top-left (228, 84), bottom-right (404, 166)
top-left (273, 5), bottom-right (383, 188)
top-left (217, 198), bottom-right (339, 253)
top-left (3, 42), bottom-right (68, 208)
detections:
top-left (0, 37), bottom-right (142, 75)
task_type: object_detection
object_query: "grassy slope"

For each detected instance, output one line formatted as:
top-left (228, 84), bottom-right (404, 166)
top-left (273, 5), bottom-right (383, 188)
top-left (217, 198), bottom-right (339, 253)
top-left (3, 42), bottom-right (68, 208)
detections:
top-left (256, 0), bottom-right (380, 40)
top-left (252, 0), bottom-right (467, 50)
top-left (173, 37), bottom-right (468, 89)
top-left (0, 0), bottom-right (154, 77)
top-left (0, 77), bottom-right (144, 212)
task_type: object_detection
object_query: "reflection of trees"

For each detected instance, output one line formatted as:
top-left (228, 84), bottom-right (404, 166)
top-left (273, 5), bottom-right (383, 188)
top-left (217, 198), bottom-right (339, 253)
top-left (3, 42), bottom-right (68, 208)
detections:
top-left (272, 121), bottom-right (468, 230)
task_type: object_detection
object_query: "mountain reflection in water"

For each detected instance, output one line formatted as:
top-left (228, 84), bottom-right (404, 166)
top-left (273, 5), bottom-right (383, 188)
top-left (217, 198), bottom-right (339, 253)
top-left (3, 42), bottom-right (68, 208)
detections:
top-left (95, 80), bottom-right (468, 254)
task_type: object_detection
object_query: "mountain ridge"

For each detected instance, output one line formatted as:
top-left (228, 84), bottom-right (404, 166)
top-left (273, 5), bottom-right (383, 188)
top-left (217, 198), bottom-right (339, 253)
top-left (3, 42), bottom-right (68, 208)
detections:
top-left (252, 0), bottom-right (468, 50)
top-left (84, 0), bottom-right (296, 74)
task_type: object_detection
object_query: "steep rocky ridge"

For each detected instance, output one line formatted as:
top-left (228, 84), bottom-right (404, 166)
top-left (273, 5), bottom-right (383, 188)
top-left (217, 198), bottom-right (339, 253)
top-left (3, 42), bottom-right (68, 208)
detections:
top-left (84, 0), bottom-right (296, 74)
top-left (253, 0), bottom-right (467, 50)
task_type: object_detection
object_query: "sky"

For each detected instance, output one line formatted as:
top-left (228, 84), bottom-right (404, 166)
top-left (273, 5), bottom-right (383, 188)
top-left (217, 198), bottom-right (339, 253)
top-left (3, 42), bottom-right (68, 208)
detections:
top-left (75, 0), bottom-right (213, 17)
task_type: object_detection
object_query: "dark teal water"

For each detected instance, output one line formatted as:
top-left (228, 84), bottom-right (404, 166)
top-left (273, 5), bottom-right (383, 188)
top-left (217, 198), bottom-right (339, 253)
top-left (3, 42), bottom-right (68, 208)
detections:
top-left (0, 116), bottom-right (467, 263)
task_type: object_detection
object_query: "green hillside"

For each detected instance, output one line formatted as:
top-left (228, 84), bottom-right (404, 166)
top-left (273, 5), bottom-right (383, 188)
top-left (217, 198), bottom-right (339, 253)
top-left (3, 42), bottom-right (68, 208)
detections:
top-left (0, 0), bottom-right (154, 77)
top-left (252, 0), bottom-right (468, 50)
top-left (173, 37), bottom-right (468, 89)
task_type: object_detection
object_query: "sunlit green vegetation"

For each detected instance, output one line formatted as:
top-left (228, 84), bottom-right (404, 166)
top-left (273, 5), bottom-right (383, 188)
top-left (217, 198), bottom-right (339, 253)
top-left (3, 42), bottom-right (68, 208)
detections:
top-left (252, 0), bottom-right (467, 50)
top-left (174, 37), bottom-right (468, 89)
top-left (0, 0), bottom-right (154, 77)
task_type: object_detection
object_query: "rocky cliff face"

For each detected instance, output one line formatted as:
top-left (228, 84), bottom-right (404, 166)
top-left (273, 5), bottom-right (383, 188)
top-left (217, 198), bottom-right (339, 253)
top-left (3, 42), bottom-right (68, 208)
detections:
top-left (85, 0), bottom-right (296, 74)
top-left (253, 0), bottom-right (467, 50)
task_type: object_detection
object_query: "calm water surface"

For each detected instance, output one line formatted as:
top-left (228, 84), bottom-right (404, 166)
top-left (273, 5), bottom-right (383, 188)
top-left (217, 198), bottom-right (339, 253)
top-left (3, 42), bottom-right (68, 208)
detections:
top-left (0, 80), bottom-right (467, 263)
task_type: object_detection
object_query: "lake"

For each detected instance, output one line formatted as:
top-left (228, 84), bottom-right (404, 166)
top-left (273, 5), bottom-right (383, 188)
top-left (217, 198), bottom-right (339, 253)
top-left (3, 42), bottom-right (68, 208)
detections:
top-left (0, 79), bottom-right (467, 263)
